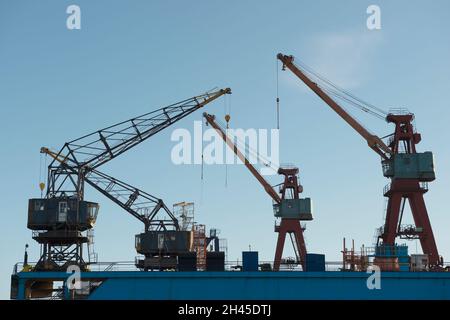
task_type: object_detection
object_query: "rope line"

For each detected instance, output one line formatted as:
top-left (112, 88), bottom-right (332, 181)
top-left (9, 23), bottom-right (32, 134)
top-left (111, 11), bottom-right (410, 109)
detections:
top-left (292, 56), bottom-right (388, 120)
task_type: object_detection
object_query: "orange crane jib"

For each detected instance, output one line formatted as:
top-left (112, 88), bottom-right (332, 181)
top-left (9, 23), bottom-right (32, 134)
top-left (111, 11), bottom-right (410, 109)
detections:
top-left (203, 112), bottom-right (282, 204)
top-left (276, 53), bottom-right (392, 160)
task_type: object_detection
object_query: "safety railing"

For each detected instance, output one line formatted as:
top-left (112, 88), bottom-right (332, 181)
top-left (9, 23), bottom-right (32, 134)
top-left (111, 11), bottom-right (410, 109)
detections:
top-left (12, 261), bottom-right (140, 274)
top-left (13, 259), bottom-right (450, 275)
top-left (384, 182), bottom-right (428, 195)
top-left (383, 183), bottom-right (391, 195)
top-left (31, 230), bottom-right (44, 238)
top-left (87, 261), bottom-right (139, 272)
top-left (388, 108), bottom-right (411, 115)
top-left (278, 163), bottom-right (297, 170)
top-left (420, 182), bottom-right (429, 192)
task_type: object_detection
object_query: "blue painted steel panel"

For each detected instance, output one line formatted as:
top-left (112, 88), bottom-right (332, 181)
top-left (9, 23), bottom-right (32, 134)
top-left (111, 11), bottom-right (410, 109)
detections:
top-left (382, 152), bottom-right (435, 181)
top-left (13, 271), bottom-right (450, 300)
top-left (305, 254), bottom-right (325, 272)
top-left (242, 252), bottom-right (259, 272)
top-left (375, 244), bottom-right (408, 257)
top-left (375, 245), bottom-right (410, 272)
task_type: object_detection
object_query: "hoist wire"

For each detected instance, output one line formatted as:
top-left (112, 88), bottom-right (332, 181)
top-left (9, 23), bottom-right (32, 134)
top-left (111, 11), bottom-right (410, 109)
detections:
top-left (276, 58), bottom-right (280, 130)
top-left (293, 57), bottom-right (388, 119)
top-left (224, 95), bottom-right (229, 188)
top-left (318, 91), bottom-right (376, 135)
top-left (199, 116), bottom-right (205, 205)
top-left (39, 153), bottom-right (43, 184)
top-left (215, 118), bottom-right (274, 166)
top-left (213, 118), bottom-right (279, 173)
top-left (201, 117), bottom-right (204, 181)
top-left (238, 136), bottom-right (278, 171)
top-left (321, 86), bottom-right (386, 120)
top-left (214, 118), bottom-right (272, 166)
top-left (301, 62), bottom-right (387, 116)
top-left (295, 58), bottom-right (387, 116)
top-left (40, 153), bottom-right (48, 198)
top-left (216, 115), bottom-right (278, 171)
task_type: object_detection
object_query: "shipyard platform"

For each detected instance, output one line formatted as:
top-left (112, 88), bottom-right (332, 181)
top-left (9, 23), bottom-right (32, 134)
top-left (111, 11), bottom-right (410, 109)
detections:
top-left (11, 269), bottom-right (450, 300)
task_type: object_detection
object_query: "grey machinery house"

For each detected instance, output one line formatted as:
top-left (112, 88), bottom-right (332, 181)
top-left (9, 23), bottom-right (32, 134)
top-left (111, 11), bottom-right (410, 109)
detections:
top-left (382, 152), bottom-right (435, 181)
top-left (28, 198), bottom-right (99, 231)
top-left (27, 198), bottom-right (99, 271)
top-left (273, 198), bottom-right (313, 220)
top-left (135, 230), bottom-right (194, 271)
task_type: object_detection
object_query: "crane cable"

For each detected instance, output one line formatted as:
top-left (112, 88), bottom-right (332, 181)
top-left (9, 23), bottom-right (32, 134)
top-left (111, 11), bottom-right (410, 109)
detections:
top-left (39, 153), bottom-right (46, 198)
top-left (294, 58), bottom-right (381, 114)
top-left (213, 117), bottom-right (278, 174)
top-left (237, 135), bottom-right (278, 173)
top-left (212, 117), bottom-right (276, 169)
top-left (201, 114), bottom-right (205, 181)
top-left (322, 86), bottom-right (385, 120)
top-left (298, 59), bottom-right (387, 116)
top-left (291, 56), bottom-right (388, 120)
top-left (224, 95), bottom-right (229, 187)
top-left (39, 153), bottom-right (43, 197)
top-left (276, 58), bottom-right (280, 130)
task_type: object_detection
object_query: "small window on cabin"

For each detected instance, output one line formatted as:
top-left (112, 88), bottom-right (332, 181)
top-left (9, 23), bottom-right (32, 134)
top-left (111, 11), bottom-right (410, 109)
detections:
top-left (87, 204), bottom-right (99, 218)
top-left (59, 202), bottom-right (68, 214)
top-left (69, 200), bottom-right (77, 210)
top-left (34, 201), bottom-right (45, 211)
top-left (58, 202), bottom-right (68, 222)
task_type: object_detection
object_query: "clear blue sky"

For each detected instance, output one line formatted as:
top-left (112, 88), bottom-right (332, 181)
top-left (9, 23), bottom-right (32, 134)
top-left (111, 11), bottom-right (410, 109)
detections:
top-left (1, 0), bottom-right (450, 299)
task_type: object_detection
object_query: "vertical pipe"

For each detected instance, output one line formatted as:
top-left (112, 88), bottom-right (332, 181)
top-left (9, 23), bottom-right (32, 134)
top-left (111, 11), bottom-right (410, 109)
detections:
top-left (17, 279), bottom-right (26, 300)
top-left (343, 238), bottom-right (346, 270)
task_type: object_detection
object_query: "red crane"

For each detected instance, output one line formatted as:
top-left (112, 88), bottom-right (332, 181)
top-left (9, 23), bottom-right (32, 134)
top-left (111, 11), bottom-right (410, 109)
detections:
top-left (277, 53), bottom-right (441, 267)
top-left (203, 112), bottom-right (313, 271)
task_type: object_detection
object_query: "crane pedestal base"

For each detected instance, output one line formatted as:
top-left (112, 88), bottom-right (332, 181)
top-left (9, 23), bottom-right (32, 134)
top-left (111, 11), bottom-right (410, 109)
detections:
top-left (382, 179), bottom-right (440, 266)
top-left (273, 218), bottom-right (306, 271)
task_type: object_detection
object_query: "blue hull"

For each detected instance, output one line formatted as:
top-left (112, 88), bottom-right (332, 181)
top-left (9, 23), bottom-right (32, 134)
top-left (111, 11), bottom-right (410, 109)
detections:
top-left (12, 271), bottom-right (450, 300)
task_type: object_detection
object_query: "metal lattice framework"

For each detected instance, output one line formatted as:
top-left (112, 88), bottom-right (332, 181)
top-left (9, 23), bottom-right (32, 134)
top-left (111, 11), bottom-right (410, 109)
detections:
top-left (33, 88), bottom-right (230, 272)
top-left (45, 88), bottom-right (231, 200)
top-left (85, 169), bottom-right (179, 231)
top-left (41, 88), bottom-right (230, 229)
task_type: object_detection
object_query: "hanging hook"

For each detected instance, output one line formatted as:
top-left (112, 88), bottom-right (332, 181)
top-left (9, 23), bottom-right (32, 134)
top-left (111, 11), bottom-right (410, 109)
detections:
top-left (225, 114), bottom-right (230, 129)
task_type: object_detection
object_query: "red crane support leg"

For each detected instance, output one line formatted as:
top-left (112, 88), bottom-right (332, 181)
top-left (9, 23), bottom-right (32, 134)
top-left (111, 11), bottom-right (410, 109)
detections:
top-left (273, 224), bottom-right (287, 272)
top-left (293, 225), bottom-right (307, 267)
top-left (273, 218), bottom-right (306, 271)
top-left (383, 179), bottom-right (440, 266)
top-left (409, 192), bottom-right (439, 266)
top-left (383, 193), bottom-right (402, 245)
